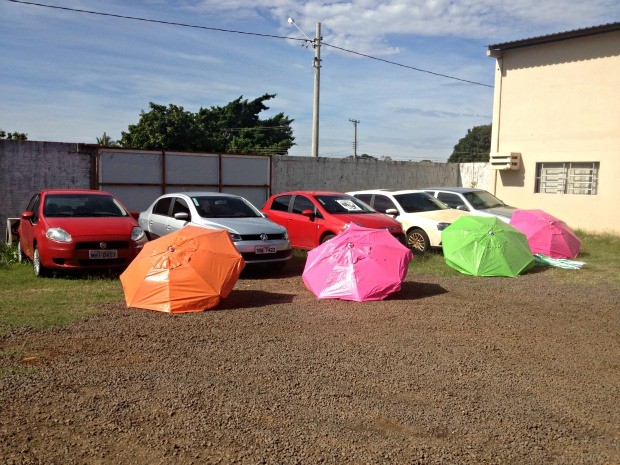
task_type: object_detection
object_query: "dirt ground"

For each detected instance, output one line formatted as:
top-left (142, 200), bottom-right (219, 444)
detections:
top-left (1, 257), bottom-right (619, 465)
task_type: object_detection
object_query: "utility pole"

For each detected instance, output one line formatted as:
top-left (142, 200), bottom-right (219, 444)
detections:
top-left (288, 19), bottom-right (321, 158)
top-left (311, 23), bottom-right (321, 158)
top-left (349, 118), bottom-right (360, 159)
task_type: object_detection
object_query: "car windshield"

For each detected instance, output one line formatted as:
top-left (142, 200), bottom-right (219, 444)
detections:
top-left (393, 192), bottom-right (450, 213)
top-left (462, 191), bottom-right (506, 209)
top-left (44, 194), bottom-right (128, 217)
top-left (314, 195), bottom-right (375, 214)
top-left (191, 195), bottom-right (261, 218)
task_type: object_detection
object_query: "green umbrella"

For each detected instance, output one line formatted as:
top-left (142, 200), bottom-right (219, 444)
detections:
top-left (442, 216), bottom-right (535, 277)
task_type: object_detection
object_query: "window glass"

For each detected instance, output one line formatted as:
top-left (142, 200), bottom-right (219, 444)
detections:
top-left (171, 198), bottom-right (190, 217)
top-left (270, 195), bottom-right (292, 212)
top-left (192, 195), bottom-right (260, 218)
top-left (44, 194), bottom-right (127, 217)
top-left (314, 195), bottom-right (375, 214)
top-left (292, 195), bottom-right (316, 215)
top-left (153, 198), bottom-right (172, 216)
top-left (535, 162), bottom-right (599, 195)
top-left (372, 195), bottom-right (397, 213)
top-left (30, 196), bottom-right (41, 223)
top-left (437, 193), bottom-right (465, 209)
top-left (395, 193), bottom-right (448, 213)
top-left (462, 191), bottom-right (505, 209)
top-left (354, 194), bottom-right (372, 205)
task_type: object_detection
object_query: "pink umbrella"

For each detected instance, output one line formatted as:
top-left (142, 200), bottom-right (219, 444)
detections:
top-left (302, 223), bottom-right (413, 301)
top-left (510, 209), bottom-right (581, 258)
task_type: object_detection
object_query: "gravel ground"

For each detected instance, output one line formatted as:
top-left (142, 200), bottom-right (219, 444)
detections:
top-left (1, 258), bottom-right (619, 465)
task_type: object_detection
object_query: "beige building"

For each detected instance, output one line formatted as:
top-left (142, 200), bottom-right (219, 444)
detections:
top-left (486, 23), bottom-right (620, 234)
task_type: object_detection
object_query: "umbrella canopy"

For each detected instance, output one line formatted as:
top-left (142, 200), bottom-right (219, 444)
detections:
top-left (120, 225), bottom-right (245, 313)
top-left (442, 216), bottom-right (535, 277)
top-left (302, 223), bottom-right (413, 301)
top-left (510, 209), bottom-right (581, 259)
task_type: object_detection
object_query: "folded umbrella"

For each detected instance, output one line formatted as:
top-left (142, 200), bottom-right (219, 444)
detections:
top-left (120, 225), bottom-right (245, 313)
top-left (302, 223), bottom-right (413, 301)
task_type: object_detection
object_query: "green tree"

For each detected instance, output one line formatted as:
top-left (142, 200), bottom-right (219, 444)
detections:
top-left (448, 124), bottom-right (491, 163)
top-left (120, 94), bottom-right (294, 154)
top-left (96, 132), bottom-right (119, 147)
top-left (0, 129), bottom-right (28, 140)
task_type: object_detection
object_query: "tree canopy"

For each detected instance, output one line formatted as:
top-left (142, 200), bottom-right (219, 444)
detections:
top-left (120, 94), bottom-right (295, 155)
top-left (0, 129), bottom-right (28, 140)
top-left (448, 124), bottom-right (491, 163)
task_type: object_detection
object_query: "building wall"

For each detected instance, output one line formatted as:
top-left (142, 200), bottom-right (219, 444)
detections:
top-left (489, 30), bottom-right (620, 233)
top-left (0, 141), bottom-right (490, 241)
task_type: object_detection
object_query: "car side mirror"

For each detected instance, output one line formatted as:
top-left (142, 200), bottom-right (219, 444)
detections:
top-left (385, 208), bottom-right (398, 216)
top-left (174, 212), bottom-right (189, 221)
top-left (20, 211), bottom-right (34, 221)
top-left (261, 212), bottom-right (269, 218)
top-left (456, 205), bottom-right (468, 211)
top-left (130, 211), bottom-right (140, 220)
top-left (301, 209), bottom-right (316, 221)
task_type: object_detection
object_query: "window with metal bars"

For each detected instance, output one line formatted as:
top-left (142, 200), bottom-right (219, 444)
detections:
top-left (535, 162), bottom-right (599, 195)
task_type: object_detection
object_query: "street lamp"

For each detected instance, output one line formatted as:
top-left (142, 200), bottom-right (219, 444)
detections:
top-left (288, 18), bottom-right (321, 158)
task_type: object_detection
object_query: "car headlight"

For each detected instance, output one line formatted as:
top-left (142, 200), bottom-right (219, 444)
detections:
top-left (436, 222), bottom-right (450, 231)
top-left (131, 227), bottom-right (145, 242)
top-left (229, 232), bottom-right (242, 242)
top-left (45, 227), bottom-right (72, 243)
top-left (386, 226), bottom-right (401, 233)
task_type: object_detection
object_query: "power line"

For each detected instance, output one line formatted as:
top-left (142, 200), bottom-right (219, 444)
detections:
top-left (8, 0), bottom-right (493, 88)
top-left (322, 42), bottom-right (493, 88)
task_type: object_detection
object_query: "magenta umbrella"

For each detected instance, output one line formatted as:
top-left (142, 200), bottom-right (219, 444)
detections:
top-left (302, 223), bottom-right (413, 301)
top-left (509, 209), bottom-right (581, 258)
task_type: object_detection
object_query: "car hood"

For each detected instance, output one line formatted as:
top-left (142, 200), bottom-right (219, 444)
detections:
top-left (45, 217), bottom-right (138, 236)
top-left (192, 217), bottom-right (286, 235)
top-left (402, 209), bottom-right (469, 222)
top-left (480, 206), bottom-right (516, 219)
top-left (331, 212), bottom-right (401, 229)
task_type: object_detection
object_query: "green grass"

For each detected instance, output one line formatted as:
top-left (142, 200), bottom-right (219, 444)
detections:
top-left (0, 249), bottom-right (123, 335)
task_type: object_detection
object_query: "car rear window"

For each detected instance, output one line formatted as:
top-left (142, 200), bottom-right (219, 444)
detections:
top-left (393, 193), bottom-right (449, 213)
top-left (314, 195), bottom-right (375, 214)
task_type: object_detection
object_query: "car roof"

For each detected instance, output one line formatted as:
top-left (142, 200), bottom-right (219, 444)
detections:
top-left (348, 189), bottom-right (427, 195)
top-left (159, 191), bottom-right (243, 198)
top-left (41, 189), bottom-right (112, 196)
top-left (272, 190), bottom-right (348, 197)
top-left (422, 187), bottom-right (483, 193)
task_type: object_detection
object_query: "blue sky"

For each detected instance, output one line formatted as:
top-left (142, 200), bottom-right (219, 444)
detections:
top-left (1, 0), bottom-right (618, 161)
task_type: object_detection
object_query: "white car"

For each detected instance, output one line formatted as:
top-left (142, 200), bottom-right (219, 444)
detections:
top-left (347, 189), bottom-right (470, 253)
top-left (422, 187), bottom-right (516, 223)
top-left (139, 192), bottom-right (292, 269)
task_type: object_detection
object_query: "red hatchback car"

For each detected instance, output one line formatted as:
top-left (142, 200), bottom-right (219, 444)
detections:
top-left (261, 190), bottom-right (405, 249)
top-left (17, 189), bottom-right (147, 276)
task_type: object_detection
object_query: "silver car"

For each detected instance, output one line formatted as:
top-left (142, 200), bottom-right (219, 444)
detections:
top-left (422, 187), bottom-right (517, 223)
top-left (139, 192), bottom-right (292, 268)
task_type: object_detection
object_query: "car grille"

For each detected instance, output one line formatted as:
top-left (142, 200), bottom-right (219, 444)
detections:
top-left (240, 233), bottom-right (287, 241)
top-left (75, 241), bottom-right (130, 250)
top-left (240, 250), bottom-right (292, 262)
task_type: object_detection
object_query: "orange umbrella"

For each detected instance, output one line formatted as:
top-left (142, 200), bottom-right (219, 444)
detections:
top-left (120, 225), bottom-right (245, 313)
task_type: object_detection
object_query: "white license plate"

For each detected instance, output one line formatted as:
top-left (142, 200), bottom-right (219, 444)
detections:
top-left (254, 245), bottom-right (277, 254)
top-left (89, 250), bottom-right (118, 259)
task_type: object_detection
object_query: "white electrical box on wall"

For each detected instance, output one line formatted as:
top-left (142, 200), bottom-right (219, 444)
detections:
top-left (489, 152), bottom-right (521, 170)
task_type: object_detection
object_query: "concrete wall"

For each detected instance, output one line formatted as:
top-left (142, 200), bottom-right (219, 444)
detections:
top-left (488, 30), bottom-right (620, 233)
top-left (1, 141), bottom-right (94, 241)
top-left (1, 141), bottom-right (490, 241)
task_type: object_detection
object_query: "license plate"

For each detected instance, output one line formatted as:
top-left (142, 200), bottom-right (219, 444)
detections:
top-left (255, 245), bottom-right (277, 254)
top-left (89, 250), bottom-right (118, 259)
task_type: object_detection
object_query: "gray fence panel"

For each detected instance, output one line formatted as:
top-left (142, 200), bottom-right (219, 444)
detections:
top-left (106, 185), bottom-right (163, 212)
top-left (166, 153), bottom-right (219, 185)
top-left (99, 151), bottom-right (162, 184)
top-left (222, 155), bottom-right (270, 185)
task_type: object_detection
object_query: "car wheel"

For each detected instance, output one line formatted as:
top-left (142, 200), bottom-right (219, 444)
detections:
top-left (321, 233), bottom-right (336, 244)
top-left (33, 246), bottom-right (49, 277)
top-left (17, 241), bottom-right (26, 263)
top-left (407, 228), bottom-right (430, 254)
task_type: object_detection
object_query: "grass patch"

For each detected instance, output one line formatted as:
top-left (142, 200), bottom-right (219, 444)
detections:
top-left (0, 256), bottom-right (123, 335)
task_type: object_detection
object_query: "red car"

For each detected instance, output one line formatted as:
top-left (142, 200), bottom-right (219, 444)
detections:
top-left (17, 189), bottom-right (147, 276)
top-left (261, 190), bottom-right (405, 249)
